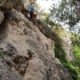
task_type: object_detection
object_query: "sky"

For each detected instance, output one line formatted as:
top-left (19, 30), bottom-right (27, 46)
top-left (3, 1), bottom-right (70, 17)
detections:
top-left (36, 0), bottom-right (61, 12)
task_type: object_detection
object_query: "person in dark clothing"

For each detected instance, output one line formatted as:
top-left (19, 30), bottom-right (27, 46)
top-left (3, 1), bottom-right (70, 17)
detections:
top-left (28, 3), bottom-right (35, 19)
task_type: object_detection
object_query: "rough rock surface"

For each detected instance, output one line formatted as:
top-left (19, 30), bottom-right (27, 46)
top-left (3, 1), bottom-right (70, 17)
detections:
top-left (0, 9), bottom-right (73, 80)
top-left (22, 0), bottom-right (36, 8)
top-left (0, 11), bottom-right (4, 24)
top-left (61, 31), bottom-right (74, 61)
top-left (0, 0), bottom-right (36, 11)
top-left (0, 0), bottom-right (23, 11)
top-left (0, 59), bottom-right (22, 80)
top-left (34, 22), bottom-right (74, 61)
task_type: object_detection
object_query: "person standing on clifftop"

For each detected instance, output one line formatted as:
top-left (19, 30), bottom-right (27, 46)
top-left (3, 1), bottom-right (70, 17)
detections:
top-left (28, 3), bottom-right (37, 19)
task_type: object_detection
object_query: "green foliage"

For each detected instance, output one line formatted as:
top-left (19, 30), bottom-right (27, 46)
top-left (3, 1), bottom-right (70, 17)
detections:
top-left (71, 33), bottom-right (80, 66)
top-left (71, 33), bottom-right (80, 47)
top-left (53, 32), bottom-right (79, 80)
top-left (63, 62), bottom-right (80, 80)
top-left (65, 33), bottom-right (80, 80)
top-left (73, 46), bottom-right (80, 67)
top-left (54, 30), bottom-right (80, 80)
top-left (50, 0), bottom-right (79, 27)
top-left (53, 26), bottom-right (67, 62)
top-left (54, 43), bottom-right (67, 62)
top-left (73, 45), bottom-right (80, 58)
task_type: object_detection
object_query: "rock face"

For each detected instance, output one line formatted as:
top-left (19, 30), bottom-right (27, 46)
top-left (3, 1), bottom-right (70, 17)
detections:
top-left (0, 9), bottom-right (73, 80)
top-left (22, 0), bottom-right (36, 8)
top-left (0, 59), bottom-right (22, 80)
top-left (61, 32), bottom-right (74, 61)
top-left (52, 27), bottom-right (74, 61)
top-left (0, 0), bottom-right (36, 10)
top-left (0, 11), bottom-right (4, 24)
top-left (0, 0), bottom-right (23, 10)
top-left (0, 0), bottom-right (74, 80)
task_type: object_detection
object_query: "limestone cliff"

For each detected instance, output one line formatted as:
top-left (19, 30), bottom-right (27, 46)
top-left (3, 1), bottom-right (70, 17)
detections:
top-left (0, 0), bottom-right (36, 11)
top-left (22, 0), bottom-right (36, 8)
top-left (0, 0), bottom-right (73, 80)
top-left (52, 27), bottom-right (74, 61)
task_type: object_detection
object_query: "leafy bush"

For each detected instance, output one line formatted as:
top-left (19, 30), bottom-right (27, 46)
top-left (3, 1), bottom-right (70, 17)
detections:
top-left (53, 26), bottom-right (67, 62)
top-left (73, 45), bottom-right (80, 66)
top-left (66, 33), bottom-right (80, 80)
top-left (63, 62), bottom-right (80, 80)
top-left (54, 31), bottom-right (80, 80)
top-left (54, 43), bottom-right (67, 62)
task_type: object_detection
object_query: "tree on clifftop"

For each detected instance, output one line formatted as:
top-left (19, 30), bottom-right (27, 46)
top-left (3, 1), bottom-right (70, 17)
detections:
top-left (49, 0), bottom-right (79, 27)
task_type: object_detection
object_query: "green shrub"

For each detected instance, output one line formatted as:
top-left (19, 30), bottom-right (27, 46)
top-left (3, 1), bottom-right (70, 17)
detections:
top-left (63, 33), bottom-right (80, 80)
top-left (54, 30), bottom-right (67, 62)
top-left (53, 27), bottom-right (80, 80)
top-left (54, 32), bottom-right (80, 80)
top-left (54, 43), bottom-right (67, 62)
top-left (63, 62), bottom-right (80, 80)
top-left (72, 45), bottom-right (80, 66)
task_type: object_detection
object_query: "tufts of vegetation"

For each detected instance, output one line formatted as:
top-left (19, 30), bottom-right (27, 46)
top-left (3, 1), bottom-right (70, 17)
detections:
top-left (54, 41), bottom-right (67, 62)
top-left (63, 33), bottom-right (80, 80)
top-left (52, 26), bottom-right (67, 62)
top-left (63, 62), bottom-right (80, 80)
top-left (53, 27), bottom-right (80, 80)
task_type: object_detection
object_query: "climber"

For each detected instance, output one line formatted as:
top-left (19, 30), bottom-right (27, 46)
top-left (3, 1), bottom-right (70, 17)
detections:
top-left (28, 3), bottom-right (37, 19)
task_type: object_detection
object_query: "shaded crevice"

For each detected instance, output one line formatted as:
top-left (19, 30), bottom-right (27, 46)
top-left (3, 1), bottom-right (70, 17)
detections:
top-left (13, 50), bottom-right (33, 76)
top-left (0, 11), bottom-right (9, 43)
top-left (46, 68), bottom-right (52, 80)
top-left (2, 44), bottom-right (34, 77)
top-left (27, 50), bottom-right (33, 60)
top-left (13, 55), bottom-right (28, 76)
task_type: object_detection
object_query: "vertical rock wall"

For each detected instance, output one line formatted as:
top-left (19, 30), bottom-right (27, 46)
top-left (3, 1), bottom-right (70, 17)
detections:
top-left (0, 0), bottom-right (36, 10)
top-left (0, 9), bottom-right (73, 80)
